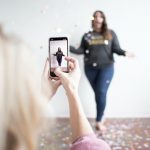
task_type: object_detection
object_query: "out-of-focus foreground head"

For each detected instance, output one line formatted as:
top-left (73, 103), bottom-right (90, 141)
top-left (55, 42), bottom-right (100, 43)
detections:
top-left (0, 25), bottom-right (47, 150)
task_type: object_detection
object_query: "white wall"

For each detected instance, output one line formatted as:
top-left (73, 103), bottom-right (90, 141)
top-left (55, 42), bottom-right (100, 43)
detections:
top-left (1, 0), bottom-right (150, 117)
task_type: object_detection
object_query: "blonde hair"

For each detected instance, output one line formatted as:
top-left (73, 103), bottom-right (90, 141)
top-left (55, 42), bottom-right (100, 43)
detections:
top-left (0, 26), bottom-right (47, 150)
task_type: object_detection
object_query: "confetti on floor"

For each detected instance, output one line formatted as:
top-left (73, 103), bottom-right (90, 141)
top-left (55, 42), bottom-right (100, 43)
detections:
top-left (38, 118), bottom-right (150, 150)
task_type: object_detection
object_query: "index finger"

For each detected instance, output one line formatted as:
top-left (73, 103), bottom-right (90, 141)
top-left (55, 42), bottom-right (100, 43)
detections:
top-left (65, 56), bottom-right (79, 69)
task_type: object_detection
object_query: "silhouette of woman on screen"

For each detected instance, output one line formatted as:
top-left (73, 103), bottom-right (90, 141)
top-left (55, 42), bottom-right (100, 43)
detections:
top-left (53, 47), bottom-right (65, 66)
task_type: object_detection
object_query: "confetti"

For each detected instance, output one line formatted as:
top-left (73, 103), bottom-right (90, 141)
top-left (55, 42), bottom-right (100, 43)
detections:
top-left (104, 40), bottom-right (109, 45)
top-left (85, 49), bottom-right (89, 54)
top-left (55, 28), bottom-right (62, 33)
top-left (93, 62), bottom-right (97, 67)
top-left (41, 10), bottom-right (46, 15)
top-left (38, 118), bottom-right (150, 150)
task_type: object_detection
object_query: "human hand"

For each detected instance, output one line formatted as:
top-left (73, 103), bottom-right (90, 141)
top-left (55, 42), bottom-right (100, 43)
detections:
top-left (54, 56), bottom-right (81, 93)
top-left (41, 58), bottom-right (61, 99)
top-left (125, 51), bottom-right (135, 58)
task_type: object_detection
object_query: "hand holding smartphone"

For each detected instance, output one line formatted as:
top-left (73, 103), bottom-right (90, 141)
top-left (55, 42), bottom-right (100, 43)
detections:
top-left (49, 37), bottom-right (69, 78)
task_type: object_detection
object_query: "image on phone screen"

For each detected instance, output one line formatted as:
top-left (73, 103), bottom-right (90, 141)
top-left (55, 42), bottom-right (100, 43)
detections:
top-left (49, 37), bottom-right (68, 77)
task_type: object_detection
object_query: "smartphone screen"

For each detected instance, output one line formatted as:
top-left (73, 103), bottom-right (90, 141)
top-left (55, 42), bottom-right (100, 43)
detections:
top-left (49, 37), bottom-right (68, 77)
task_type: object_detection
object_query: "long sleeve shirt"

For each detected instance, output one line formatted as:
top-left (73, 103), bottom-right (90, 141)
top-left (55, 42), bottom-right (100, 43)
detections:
top-left (70, 30), bottom-right (126, 69)
top-left (70, 134), bottom-right (111, 150)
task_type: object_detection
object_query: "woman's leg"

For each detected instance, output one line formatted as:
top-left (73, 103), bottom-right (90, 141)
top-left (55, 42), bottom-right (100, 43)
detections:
top-left (57, 58), bottom-right (62, 66)
top-left (84, 66), bottom-right (98, 92)
top-left (95, 64), bottom-right (114, 128)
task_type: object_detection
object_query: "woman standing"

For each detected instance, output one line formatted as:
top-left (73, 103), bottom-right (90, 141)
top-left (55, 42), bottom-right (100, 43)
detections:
top-left (70, 10), bottom-right (134, 132)
top-left (53, 47), bottom-right (65, 66)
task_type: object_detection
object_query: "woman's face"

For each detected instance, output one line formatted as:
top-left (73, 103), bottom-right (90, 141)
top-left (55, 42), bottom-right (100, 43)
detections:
top-left (93, 12), bottom-right (104, 30)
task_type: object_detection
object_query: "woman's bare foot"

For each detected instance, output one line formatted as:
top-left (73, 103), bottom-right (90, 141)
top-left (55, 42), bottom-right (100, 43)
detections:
top-left (95, 122), bottom-right (107, 132)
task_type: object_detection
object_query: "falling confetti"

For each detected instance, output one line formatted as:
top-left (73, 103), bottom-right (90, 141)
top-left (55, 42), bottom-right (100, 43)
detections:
top-left (41, 10), bottom-right (46, 15)
top-left (55, 28), bottom-right (62, 33)
top-left (40, 46), bottom-right (43, 50)
top-left (104, 40), bottom-right (109, 45)
top-left (74, 23), bottom-right (79, 28)
top-left (40, 142), bottom-right (44, 147)
top-left (40, 5), bottom-right (49, 15)
top-left (85, 49), bottom-right (89, 54)
top-left (93, 62), bottom-right (97, 67)
top-left (90, 16), bottom-right (94, 20)
top-left (106, 80), bottom-right (110, 84)
top-left (87, 33), bottom-right (91, 37)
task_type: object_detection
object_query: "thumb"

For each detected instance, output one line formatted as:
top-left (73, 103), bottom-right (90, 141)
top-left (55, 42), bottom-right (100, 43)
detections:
top-left (54, 67), bottom-right (65, 78)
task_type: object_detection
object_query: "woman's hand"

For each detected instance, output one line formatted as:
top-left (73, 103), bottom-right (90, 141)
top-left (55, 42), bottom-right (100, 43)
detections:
top-left (54, 56), bottom-right (81, 93)
top-left (125, 51), bottom-right (135, 58)
top-left (41, 58), bottom-right (61, 99)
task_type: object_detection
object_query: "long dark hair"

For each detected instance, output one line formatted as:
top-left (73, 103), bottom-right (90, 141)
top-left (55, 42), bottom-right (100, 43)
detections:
top-left (92, 10), bottom-right (112, 40)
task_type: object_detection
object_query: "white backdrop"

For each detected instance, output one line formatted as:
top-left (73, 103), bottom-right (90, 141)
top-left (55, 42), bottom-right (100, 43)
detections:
top-left (1, 0), bottom-right (150, 118)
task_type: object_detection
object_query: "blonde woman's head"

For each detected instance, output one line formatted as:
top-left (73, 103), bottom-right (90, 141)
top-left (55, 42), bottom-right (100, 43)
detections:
top-left (0, 25), bottom-right (47, 150)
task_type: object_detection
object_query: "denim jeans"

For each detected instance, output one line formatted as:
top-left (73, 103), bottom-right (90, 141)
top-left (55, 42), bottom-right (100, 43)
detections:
top-left (84, 64), bottom-right (114, 121)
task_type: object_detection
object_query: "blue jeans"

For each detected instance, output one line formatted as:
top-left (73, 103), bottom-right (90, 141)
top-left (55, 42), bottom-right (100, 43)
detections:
top-left (84, 64), bottom-right (114, 121)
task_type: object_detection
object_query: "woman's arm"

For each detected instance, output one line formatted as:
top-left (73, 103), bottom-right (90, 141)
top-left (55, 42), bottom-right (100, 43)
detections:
top-left (42, 57), bottom-right (111, 150)
top-left (111, 30), bottom-right (126, 55)
top-left (111, 30), bottom-right (135, 58)
top-left (54, 57), bottom-right (94, 141)
top-left (70, 36), bottom-right (85, 55)
top-left (66, 88), bottom-right (94, 141)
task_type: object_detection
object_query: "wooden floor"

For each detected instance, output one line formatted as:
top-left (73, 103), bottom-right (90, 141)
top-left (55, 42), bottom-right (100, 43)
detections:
top-left (38, 118), bottom-right (150, 150)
